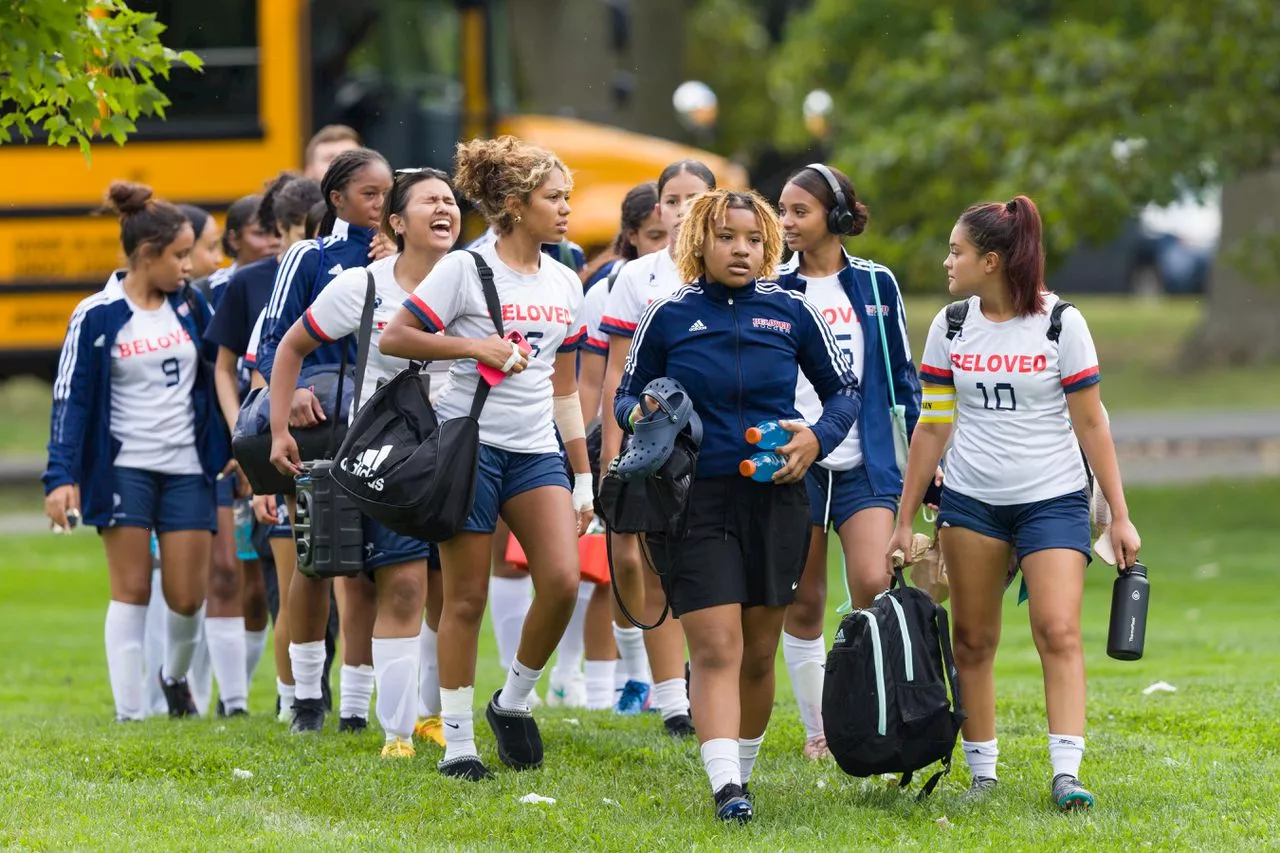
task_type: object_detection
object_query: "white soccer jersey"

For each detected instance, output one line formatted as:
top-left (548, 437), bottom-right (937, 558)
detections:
top-left (110, 297), bottom-right (202, 474)
top-left (302, 255), bottom-right (415, 421)
top-left (403, 243), bottom-right (585, 454)
top-left (794, 273), bottom-right (866, 470)
top-left (599, 248), bottom-right (683, 338)
top-left (919, 293), bottom-right (1101, 505)
top-left (244, 307), bottom-right (266, 371)
top-left (580, 275), bottom-right (611, 357)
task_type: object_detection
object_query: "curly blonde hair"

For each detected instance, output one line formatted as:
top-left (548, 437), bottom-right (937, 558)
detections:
top-left (676, 189), bottom-right (783, 283)
top-left (453, 136), bottom-right (573, 234)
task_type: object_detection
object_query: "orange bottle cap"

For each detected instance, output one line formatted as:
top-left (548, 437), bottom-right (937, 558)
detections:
top-left (745, 426), bottom-right (763, 444)
top-left (739, 459), bottom-right (757, 477)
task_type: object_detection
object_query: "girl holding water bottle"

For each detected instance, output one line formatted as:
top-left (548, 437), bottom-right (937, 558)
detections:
top-left (888, 195), bottom-right (1141, 811)
top-left (772, 164), bottom-right (921, 760)
top-left (616, 189), bottom-right (860, 822)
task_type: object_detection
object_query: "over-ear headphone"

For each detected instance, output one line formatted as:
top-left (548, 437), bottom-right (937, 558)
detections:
top-left (805, 163), bottom-right (854, 236)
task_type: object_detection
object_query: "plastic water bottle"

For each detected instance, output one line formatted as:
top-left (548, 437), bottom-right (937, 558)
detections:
top-left (233, 498), bottom-right (257, 560)
top-left (739, 452), bottom-right (785, 482)
top-left (1107, 562), bottom-right (1149, 661)
top-left (744, 420), bottom-right (789, 450)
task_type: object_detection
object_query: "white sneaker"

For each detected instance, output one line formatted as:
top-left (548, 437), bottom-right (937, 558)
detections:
top-left (546, 675), bottom-right (588, 708)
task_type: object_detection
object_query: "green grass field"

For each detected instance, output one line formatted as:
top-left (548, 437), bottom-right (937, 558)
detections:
top-left (5, 296), bottom-right (1278, 458)
top-left (1, 480), bottom-right (1277, 850)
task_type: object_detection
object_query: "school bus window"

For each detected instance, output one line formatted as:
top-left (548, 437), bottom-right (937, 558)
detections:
top-left (129, 0), bottom-right (261, 139)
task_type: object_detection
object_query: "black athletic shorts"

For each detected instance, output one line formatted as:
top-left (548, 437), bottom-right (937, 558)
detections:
top-left (646, 476), bottom-right (811, 617)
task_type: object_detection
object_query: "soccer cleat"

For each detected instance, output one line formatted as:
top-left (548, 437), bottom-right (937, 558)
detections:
top-left (225, 708), bottom-right (249, 718)
top-left (663, 714), bottom-right (696, 738)
top-left (964, 776), bottom-right (998, 801)
top-left (290, 697), bottom-right (325, 734)
top-left (803, 734), bottom-right (831, 760)
top-left (438, 755), bottom-right (494, 781)
top-left (158, 670), bottom-right (198, 718)
top-left (485, 689), bottom-right (544, 770)
top-left (338, 716), bottom-right (369, 734)
top-left (613, 679), bottom-right (651, 716)
top-left (380, 737), bottom-right (416, 759)
top-left (1052, 774), bottom-right (1095, 811)
top-left (414, 716), bottom-right (447, 747)
top-left (713, 783), bottom-right (753, 824)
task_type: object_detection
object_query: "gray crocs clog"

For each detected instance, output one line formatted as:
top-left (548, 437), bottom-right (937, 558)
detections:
top-left (615, 377), bottom-right (702, 481)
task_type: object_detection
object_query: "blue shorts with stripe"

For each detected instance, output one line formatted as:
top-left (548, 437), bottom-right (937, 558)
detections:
top-left (804, 464), bottom-right (899, 530)
top-left (94, 467), bottom-right (217, 534)
top-left (937, 487), bottom-right (1092, 564)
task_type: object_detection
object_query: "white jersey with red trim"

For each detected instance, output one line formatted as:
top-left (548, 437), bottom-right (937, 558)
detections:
top-left (110, 297), bottom-right (202, 474)
top-left (580, 277), bottom-right (610, 357)
top-left (918, 293), bottom-right (1100, 505)
top-left (599, 248), bottom-right (683, 338)
top-left (301, 255), bottom-right (412, 422)
top-left (403, 243), bottom-right (585, 454)
top-left (794, 273), bottom-right (867, 471)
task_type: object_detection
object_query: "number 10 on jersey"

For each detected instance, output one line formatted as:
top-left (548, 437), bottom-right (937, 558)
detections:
top-left (975, 381), bottom-right (1016, 411)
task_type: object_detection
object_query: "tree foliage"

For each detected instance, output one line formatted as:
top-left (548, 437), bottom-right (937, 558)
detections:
top-left (757, 0), bottom-right (1280, 290)
top-left (0, 0), bottom-right (200, 156)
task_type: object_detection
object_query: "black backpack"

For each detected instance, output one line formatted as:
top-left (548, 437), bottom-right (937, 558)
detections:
top-left (330, 251), bottom-right (501, 542)
top-left (822, 568), bottom-right (965, 798)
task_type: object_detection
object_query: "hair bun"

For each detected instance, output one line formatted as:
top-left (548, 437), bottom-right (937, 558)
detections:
top-left (105, 180), bottom-right (153, 217)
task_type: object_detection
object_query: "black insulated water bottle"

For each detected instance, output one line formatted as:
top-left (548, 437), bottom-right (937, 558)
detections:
top-left (1107, 562), bottom-right (1149, 661)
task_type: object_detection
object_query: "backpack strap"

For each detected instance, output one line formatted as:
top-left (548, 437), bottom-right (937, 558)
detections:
top-left (944, 299), bottom-right (969, 340)
top-left (465, 250), bottom-right (505, 421)
top-left (1047, 299), bottom-right (1073, 342)
top-left (348, 270), bottom-right (378, 415)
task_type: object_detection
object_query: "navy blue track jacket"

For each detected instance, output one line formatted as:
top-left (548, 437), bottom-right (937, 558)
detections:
top-left (615, 278), bottom-right (861, 479)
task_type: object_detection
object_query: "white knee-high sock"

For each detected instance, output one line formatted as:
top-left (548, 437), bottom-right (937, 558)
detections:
top-left (142, 570), bottom-right (168, 716)
top-left (440, 686), bottom-right (477, 762)
top-left (372, 637), bottom-right (420, 741)
top-left (418, 622), bottom-right (441, 718)
top-left (205, 616), bottom-right (248, 712)
top-left (163, 608), bottom-right (201, 682)
top-left (652, 677), bottom-right (690, 721)
top-left (290, 641), bottom-right (325, 702)
top-left (552, 582), bottom-right (591, 683)
top-left (739, 734), bottom-right (765, 784)
top-left (701, 738), bottom-right (741, 793)
top-left (187, 611), bottom-right (214, 715)
top-left (105, 601), bottom-right (148, 721)
top-left (489, 575), bottom-right (533, 670)
top-left (782, 632), bottom-right (827, 739)
top-left (584, 659), bottom-right (617, 710)
top-left (613, 624), bottom-right (651, 684)
top-left (340, 664), bottom-right (375, 720)
top-left (244, 628), bottom-right (268, 684)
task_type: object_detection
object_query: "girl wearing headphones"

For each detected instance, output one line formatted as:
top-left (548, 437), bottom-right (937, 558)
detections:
top-left (774, 164), bottom-right (921, 759)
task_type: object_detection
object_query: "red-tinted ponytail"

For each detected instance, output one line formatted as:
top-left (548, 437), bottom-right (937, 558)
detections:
top-left (958, 194), bottom-right (1046, 316)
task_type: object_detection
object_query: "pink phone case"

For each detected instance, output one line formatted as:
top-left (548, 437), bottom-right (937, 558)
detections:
top-left (478, 331), bottom-right (532, 386)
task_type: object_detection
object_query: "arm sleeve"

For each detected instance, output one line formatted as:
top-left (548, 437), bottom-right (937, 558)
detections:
top-left (878, 266), bottom-right (922, 435)
top-left (795, 295), bottom-right (861, 460)
top-left (403, 251), bottom-right (469, 333)
top-left (599, 262), bottom-right (645, 338)
top-left (301, 269), bottom-right (365, 343)
top-left (579, 281), bottom-right (609, 356)
top-left (43, 299), bottom-right (97, 492)
top-left (918, 308), bottom-right (955, 386)
top-left (255, 241), bottom-right (318, 381)
top-left (1059, 307), bottom-right (1101, 393)
top-left (614, 299), bottom-right (668, 430)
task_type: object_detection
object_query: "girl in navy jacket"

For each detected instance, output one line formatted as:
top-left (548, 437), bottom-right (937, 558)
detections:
top-left (616, 189), bottom-right (860, 823)
top-left (774, 164), bottom-right (922, 759)
top-left (44, 181), bottom-right (230, 721)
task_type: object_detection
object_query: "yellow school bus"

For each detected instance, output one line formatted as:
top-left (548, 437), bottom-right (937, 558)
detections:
top-left (0, 0), bottom-right (745, 378)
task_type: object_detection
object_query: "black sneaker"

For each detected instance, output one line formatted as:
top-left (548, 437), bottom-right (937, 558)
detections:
top-left (964, 776), bottom-right (998, 801)
top-left (714, 783), bottom-right (753, 823)
top-left (1052, 774), bottom-right (1095, 811)
top-left (485, 689), bottom-right (543, 770)
top-left (338, 716), bottom-right (368, 734)
top-left (225, 708), bottom-right (249, 718)
top-left (158, 670), bottom-right (198, 718)
top-left (663, 713), bottom-right (696, 738)
top-left (290, 697), bottom-right (325, 734)
top-left (438, 755), bottom-right (495, 781)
